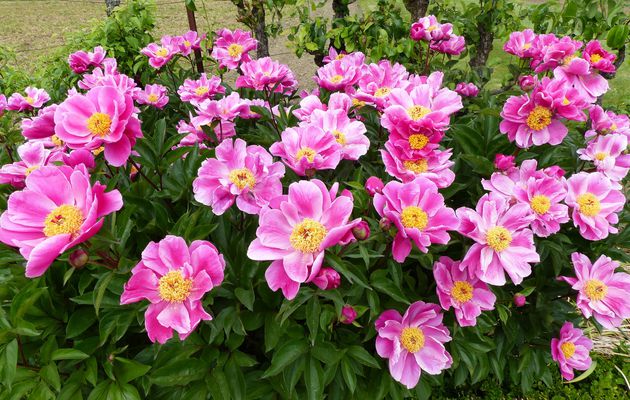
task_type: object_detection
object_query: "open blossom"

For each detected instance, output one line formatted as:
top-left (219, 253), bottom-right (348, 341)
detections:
top-left (21, 104), bottom-right (57, 140)
top-left (236, 57), bottom-right (297, 94)
top-left (433, 257), bottom-right (496, 327)
top-left (120, 235), bottom-right (225, 344)
top-left (551, 322), bottom-right (593, 380)
top-left (513, 176), bottom-right (569, 237)
top-left (381, 143), bottom-right (455, 188)
top-left (457, 193), bottom-right (539, 286)
top-left (177, 73), bottom-right (224, 105)
top-left (0, 165), bottom-right (122, 277)
top-left (374, 177), bottom-right (459, 262)
top-left (7, 87), bottom-right (50, 111)
top-left (307, 109), bottom-right (369, 160)
top-left (354, 60), bottom-right (409, 110)
top-left (54, 85), bottom-right (142, 167)
top-left (410, 15), bottom-right (452, 42)
top-left (559, 253), bottom-right (630, 329)
top-left (247, 179), bottom-right (360, 300)
top-left (314, 58), bottom-right (363, 91)
top-left (482, 159), bottom-right (559, 201)
top-left (193, 138), bottom-right (285, 215)
top-left (270, 125), bottom-right (342, 176)
top-left (141, 36), bottom-right (179, 69)
top-left (135, 84), bottom-right (169, 109)
top-left (211, 28), bottom-right (257, 69)
top-left (176, 30), bottom-right (204, 56)
top-left (565, 172), bottom-right (624, 241)
top-left (454, 82), bottom-right (479, 97)
top-left (375, 301), bottom-right (452, 389)
top-left (68, 46), bottom-right (106, 73)
top-left (578, 134), bottom-right (630, 184)
top-left (0, 142), bottom-right (62, 188)
top-left (584, 106), bottom-right (629, 139)
top-left (503, 29), bottom-right (537, 58)
top-left (531, 35), bottom-right (582, 73)
top-left (554, 52), bottom-right (608, 103)
top-left (431, 34), bottom-right (466, 55)
top-left (582, 40), bottom-right (616, 74)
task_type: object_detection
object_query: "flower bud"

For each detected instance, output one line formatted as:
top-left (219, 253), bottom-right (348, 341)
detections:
top-left (514, 294), bottom-right (526, 307)
top-left (340, 305), bottom-right (357, 324)
top-left (518, 75), bottom-right (536, 91)
top-left (455, 82), bottom-right (479, 97)
top-left (494, 154), bottom-right (515, 171)
top-left (352, 221), bottom-right (370, 241)
top-left (69, 249), bottom-right (89, 269)
top-left (365, 176), bottom-right (384, 196)
top-left (379, 217), bottom-right (391, 231)
top-left (312, 267), bottom-right (341, 290)
top-left (305, 168), bottom-right (317, 179)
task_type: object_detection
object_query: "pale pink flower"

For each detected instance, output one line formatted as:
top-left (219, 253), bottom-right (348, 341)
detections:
top-left (247, 179), bottom-right (360, 300)
top-left (314, 58), bottom-right (363, 91)
top-left (513, 176), bottom-right (569, 237)
top-left (375, 301), bottom-right (452, 389)
top-left (381, 143), bottom-right (455, 188)
top-left (551, 322), bottom-right (593, 380)
top-left (433, 256), bottom-right (496, 327)
top-left (176, 30), bottom-right (204, 56)
top-left (120, 235), bottom-right (225, 343)
top-left (141, 36), bottom-right (179, 69)
top-left (374, 177), bottom-right (459, 262)
top-left (503, 29), bottom-right (537, 58)
top-left (177, 74), bottom-right (225, 105)
top-left (584, 106), bottom-right (629, 140)
top-left (0, 165), bottom-right (122, 277)
top-left (457, 193), bottom-right (539, 286)
top-left (565, 172), bottom-right (624, 241)
top-left (135, 84), bottom-right (169, 109)
top-left (236, 57), bottom-right (297, 94)
top-left (21, 104), bottom-right (57, 140)
top-left (431, 35), bottom-right (466, 55)
top-left (306, 109), bottom-right (369, 160)
top-left (577, 134), bottom-right (630, 184)
top-left (7, 87), bottom-right (50, 111)
top-left (292, 95), bottom-right (327, 122)
top-left (0, 142), bottom-right (62, 188)
top-left (211, 28), bottom-right (257, 70)
top-left (354, 60), bottom-right (409, 110)
top-left (410, 15), bottom-right (451, 42)
top-left (559, 253), bottom-right (630, 329)
top-left (68, 46), bottom-right (106, 73)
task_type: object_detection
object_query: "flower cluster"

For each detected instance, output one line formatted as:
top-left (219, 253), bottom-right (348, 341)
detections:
top-left (410, 15), bottom-right (466, 55)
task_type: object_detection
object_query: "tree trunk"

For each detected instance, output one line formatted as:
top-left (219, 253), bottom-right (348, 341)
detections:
top-left (403, 0), bottom-right (430, 22)
top-left (104, 0), bottom-right (120, 16)
top-left (469, 22), bottom-right (494, 70)
top-left (252, 0), bottom-right (269, 58)
top-left (185, 5), bottom-right (205, 73)
top-left (332, 0), bottom-right (350, 19)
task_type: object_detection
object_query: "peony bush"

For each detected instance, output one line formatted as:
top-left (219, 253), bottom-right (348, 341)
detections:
top-left (0, 5), bottom-right (628, 399)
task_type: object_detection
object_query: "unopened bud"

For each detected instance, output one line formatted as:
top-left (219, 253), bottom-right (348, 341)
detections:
top-left (69, 249), bottom-right (89, 269)
top-left (352, 221), bottom-right (370, 241)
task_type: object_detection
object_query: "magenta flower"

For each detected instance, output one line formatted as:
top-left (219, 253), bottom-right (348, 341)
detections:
top-left (374, 177), bottom-right (459, 262)
top-left (531, 35), bottom-right (582, 73)
top-left (433, 256), bottom-right (496, 327)
top-left (120, 235), bottom-right (225, 344)
top-left (0, 94), bottom-right (6, 116)
top-left (247, 179), bottom-right (359, 299)
top-left (193, 138), bottom-right (285, 215)
top-left (0, 141), bottom-right (63, 188)
top-left (307, 109), bottom-right (369, 160)
top-left (583, 40), bottom-right (616, 73)
top-left (211, 28), bottom-right (257, 70)
top-left (141, 36), bottom-right (179, 69)
top-left (410, 15), bottom-right (451, 42)
top-left (577, 134), bottom-right (630, 184)
top-left (365, 176), bottom-right (384, 196)
top-left (375, 301), bottom-right (452, 389)
top-left (312, 267), bottom-right (341, 290)
top-left (176, 30), bottom-right (204, 56)
top-left (21, 104), bottom-right (57, 140)
top-left (135, 84), bottom-right (169, 109)
top-left (340, 305), bottom-right (357, 324)
top-left (559, 253), bottom-right (630, 329)
top-left (381, 142), bottom-right (455, 188)
top-left (236, 57), bottom-right (297, 94)
top-left (7, 87), bottom-right (50, 111)
top-left (551, 322), bottom-right (593, 380)
top-left (585, 106), bottom-right (629, 139)
top-left (513, 176), bottom-right (569, 237)
top-left (314, 58), bottom-right (363, 91)
top-left (565, 172), bottom-right (624, 241)
top-left (554, 55), bottom-right (608, 103)
top-left (518, 75), bottom-right (537, 91)
top-left (431, 34), bottom-right (466, 55)
top-left (482, 159), bottom-right (554, 201)
top-left (270, 125), bottom-right (342, 176)
top-left (493, 154), bottom-right (516, 171)
top-left (457, 193), bottom-right (539, 286)
top-left (68, 46), bottom-right (106, 74)
top-left (354, 60), bottom-right (409, 110)
top-left (177, 73), bottom-right (224, 105)
top-left (514, 294), bottom-right (526, 307)
top-left (454, 82), bottom-right (479, 97)
top-left (503, 29), bottom-right (537, 58)
top-left (0, 165), bottom-right (122, 277)
top-left (54, 85), bottom-right (142, 167)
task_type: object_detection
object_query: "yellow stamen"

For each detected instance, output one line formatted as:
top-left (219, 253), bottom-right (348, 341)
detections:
top-left (147, 93), bottom-right (159, 103)
top-left (530, 194), bottom-right (551, 215)
top-left (295, 147), bottom-right (316, 163)
top-left (523, 43), bottom-right (532, 50)
top-left (400, 206), bottom-right (428, 230)
top-left (25, 96), bottom-right (35, 105)
top-left (486, 226), bottom-right (512, 252)
top-left (560, 342), bottom-right (575, 359)
top-left (451, 281), bottom-right (474, 303)
top-left (24, 165), bottom-right (39, 176)
top-left (404, 159), bottom-right (428, 174)
top-left (51, 135), bottom-right (63, 147)
top-left (594, 152), bottom-right (607, 161)
top-left (407, 105), bottom-right (431, 121)
top-left (92, 146), bottom-right (105, 156)
top-left (332, 130), bottom-right (346, 145)
top-left (228, 167), bottom-right (256, 190)
top-left (562, 55), bottom-right (577, 66)
top-left (228, 43), bottom-right (244, 58)
top-left (526, 106), bottom-right (553, 131)
top-left (86, 112), bottom-right (112, 137)
top-left (576, 193), bottom-right (600, 217)
top-left (352, 98), bottom-right (365, 107)
top-left (408, 134), bottom-right (429, 150)
top-left (590, 54), bottom-right (602, 63)
top-left (194, 86), bottom-right (209, 96)
top-left (43, 205), bottom-right (84, 237)
top-left (400, 327), bottom-right (425, 353)
top-left (155, 47), bottom-right (169, 57)
top-left (335, 54), bottom-right (346, 60)
top-left (329, 75), bottom-right (344, 84)
top-left (374, 87), bottom-right (391, 98)
top-left (562, 97), bottom-right (570, 106)
top-left (183, 40), bottom-right (191, 47)
top-left (158, 270), bottom-right (193, 302)
top-left (584, 279), bottom-right (607, 301)
top-left (289, 218), bottom-right (328, 253)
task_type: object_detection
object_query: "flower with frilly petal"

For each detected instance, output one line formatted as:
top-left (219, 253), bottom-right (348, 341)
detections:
top-left (177, 74), bottom-right (225, 105)
top-left (236, 57), bottom-right (297, 94)
top-left (582, 40), bottom-right (616, 74)
top-left (211, 28), bottom-right (257, 69)
top-left (0, 142), bottom-right (63, 188)
top-left (68, 46), bottom-right (106, 74)
top-left (381, 142), bottom-right (455, 188)
top-left (176, 30), bottom-right (204, 56)
top-left (551, 322), bottom-right (593, 380)
top-left (141, 35), bottom-right (179, 69)
top-left (135, 84), bottom-right (169, 109)
top-left (306, 109), bottom-right (369, 161)
top-left (354, 60), bottom-right (409, 110)
top-left (314, 58), bottom-right (363, 92)
top-left (584, 106), bottom-right (629, 139)
top-left (7, 87), bottom-right (50, 111)
top-left (577, 134), bottom-right (630, 185)
top-left (503, 29), bottom-right (537, 58)
top-left (21, 104), bottom-right (57, 140)
top-left (513, 176), bottom-right (569, 237)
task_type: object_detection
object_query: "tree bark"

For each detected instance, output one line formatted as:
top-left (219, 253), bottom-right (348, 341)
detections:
top-left (332, 0), bottom-right (350, 19)
top-left (252, 0), bottom-right (269, 58)
top-left (185, 5), bottom-right (205, 73)
top-left (104, 0), bottom-right (120, 16)
top-left (469, 22), bottom-right (494, 70)
top-left (403, 0), bottom-right (430, 22)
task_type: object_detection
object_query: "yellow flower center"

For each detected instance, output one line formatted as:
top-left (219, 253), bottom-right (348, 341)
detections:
top-left (296, 147), bottom-right (316, 163)
top-left (352, 98), bottom-right (365, 107)
top-left (400, 327), bottom-right (425, 353)
top-left (374, 87), bottom-right (391, 98)
top-left (194, 86), bottom-right (209, 96)
top-left (584, 279), bottom-right (608, 301)
top-left (486, 226), bottom-right (512, 252)
top-left (289, 218), bottom-right (328, 253)
top-left (530, 194), bottom-right (551, 215)
top-left (560, 342), bottom-right (576, 359)
top-left (523, 43), bottom-right (532, 50)
top-left (451, 281), bottom-right (474, 303)
top-left (590, 54), bottom-right (602, 63)
top-left (407, 105), bottom-right (431, 121)
top-left (228, 167), bottom-right (256, 190)
top-left (526, 106), bottom-right (553, 131)
top-left (25, 96), bottom-right (35, 105)
top-left (427, 25), bottom-right (437, 32)
top-left (408, 134), bottom-right (429, 150)
top-left (562, 55), bottom-right (577, 66)
top-left (335, 54), bottom-right (346, 60)
top-left (594, 152), bottom-right (607, 161)
top-left (332, 130), bottom-right (346, 145)
top-left (403, 159), bottom-right (428, 174)
top-left (86, 112), bottom-right (112, 137)
top-left (183, 40), bottom-right (191, 47)
top-left (43, 205), bottom-right (84, 237)
top-left (147, 93), bottom-right (159, 103)
top-left (228, 43), bottom-right (244, 57)
top-left (562, 97), bottom-right (570, 106)
top-left (156, 47), bottom-right (169, 57)
top-left (158, 270), bottom-right (193, 302)
top-left (329, 75), bottom-right (344, 84)
top-left (25, 165), bottom-right (40, 176)
top-left (51, 135), bottom-right (63, 147)
top-left (92, 146), bottom-right (105, 156)
top-left (610, 123), bottom-right (617, 131)
top-left (400, 206), bottom-right (428, 230)
top-left (576, 193), bottom-right (600, 217)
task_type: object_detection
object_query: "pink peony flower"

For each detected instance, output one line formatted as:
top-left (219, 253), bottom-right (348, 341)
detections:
top-left (247, 179), bottom-right (360, 300)
top-left (531, 35), bottom-right (582, 73)
top-left (518, 75), bottom-right (537, 91)
top-left (68, 46), bottom-right (106, 74)
top-left (270, 125), bottom-right (342, 176)
top-left (21, 104), bottom-right (57, 140)
top-left (577, 134), bottom-right (630, 184)
top-left (374, 177), bottom-right (459, 262)
top-left (431, 34), bottom-right (466, 55)
top-left (193, 138), bottom-right (285, 215)
top-left (513, 294), bottom-right (526, 307)
top-left (513, 176), bottom-right (569, 237)
top-left (176, 30), bottom-right (204, 56)
top-left (0, 142), bottom-right (63, 188)
top-left (292, 95), bottom-right (327, 122)
top-left (54, 85), bottom-right (142, 167)
top-left (551, 322), bottom-right (593, 380)
top-left (565, 172), bottom-right (624, 241)
top-left (0, 94), bottom-right (6, 116)
top-left (340, 305), bottom-right (357, 324)
top-left (211, 28), bottom-right (257, 70)
top-left (120, 235), bottom-right (225, 343)
top-left (457, 193), bottom-right (539, 285)
top-left (135, 84), bottom-right (169, 109)
top-left (433, 256), bottom-right (496, 327)
top-left (236, 57), bottom-right (297, 94)
top-left (62, 148), bottom-right (96, 170)
top-left (375, 301), bottom-right (452, 389)
top-left (177, 73), bottom-right (225, 105)
top-left (313, 58), bottom-right (363, 92)
top-left (306, 109), bottom-right (369, 160)
top-left (365, 176), bottom-right (384, 196)
top-left (141, 36), bottom-right (179, 69)
top-left (7, 87), bottom-right (50, 111)
top-left (354, 60), bottom-right (409, 110)
top-left (322, 47), bottom-right (348, 63)
top-left (454, 82), bottom-right (479, 97)
top-left (582, 40), bottom-right (616, 74)
top-left (503, 29), bottom-right (537, 58)
top-left (410, 15), bottom-right (451, 42)
top-left (553, 55), bottom-right (608, 103)
top-left (381, 143), bottom-right (455, 188)
top-left (0, 165), bottom-right (122, 277)
top-left (494, 154), bottom-right (516, 171)
top-left (559, 252), bottom-right (630, 329)
top-left (584, 106), bottom-right (629, 139)
top-left (312, 267), bottom-right (341, 290)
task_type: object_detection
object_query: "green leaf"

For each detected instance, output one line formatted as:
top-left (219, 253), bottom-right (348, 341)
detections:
top-left (2, 339), bottom-right (18, 387)
top-left (150, 359), bottom-right (208, 386)
top-left (564, 360), bottom-right (597, 384)
top-left (51, 349), bottom-right (89, 361)
top-left (114, 357), bottom-right (152, 383)
top-left (341, 358), bottom-right (357, 393)
top-left (262, 339), bottom-right (308, 378)
top-left (66, 307), bottom-right (97, 338)
top-left (40, 364), bottom-right (61, 392)
top-left (348, 345), bottom-right (380, 368)
top-left (606, 25), bottom-right (628, 49)
top-left (304, 357), bottom-right (322, 400)
top-left (234, 287), bottom-right (255, 312)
